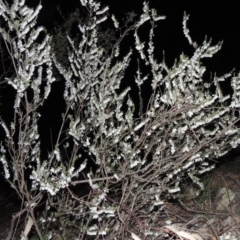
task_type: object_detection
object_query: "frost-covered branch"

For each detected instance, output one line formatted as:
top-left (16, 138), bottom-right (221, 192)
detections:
top-left (0, 0), bottom-right (240, 239)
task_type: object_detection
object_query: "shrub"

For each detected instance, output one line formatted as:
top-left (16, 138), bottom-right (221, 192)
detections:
top-left (0, 0), bottom-right (240, 239)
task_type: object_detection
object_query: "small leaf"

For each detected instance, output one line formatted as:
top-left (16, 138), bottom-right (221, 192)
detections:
top-left (130, 231), bottom-right (141, 240)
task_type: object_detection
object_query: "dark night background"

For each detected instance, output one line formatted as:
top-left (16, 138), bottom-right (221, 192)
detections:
top-left (33, 0), bottom-right (240, 152)
top-left (36, 0), bottom-right (240, 102)
top-left (36, 0), bottom-right (240, 73)
top-left (0, 0), bottom-right (240, 174)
